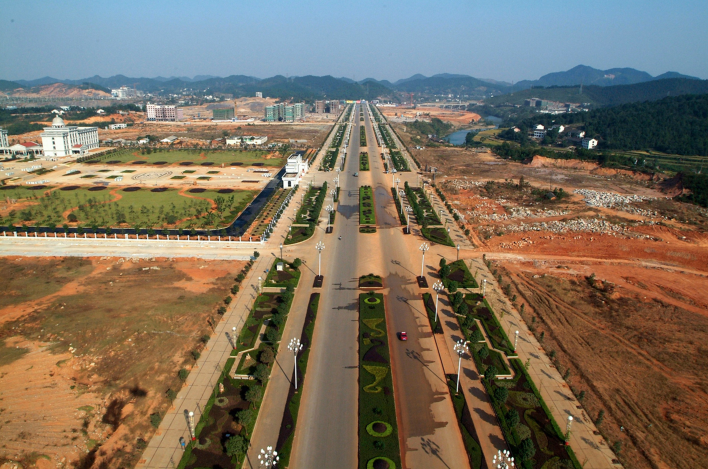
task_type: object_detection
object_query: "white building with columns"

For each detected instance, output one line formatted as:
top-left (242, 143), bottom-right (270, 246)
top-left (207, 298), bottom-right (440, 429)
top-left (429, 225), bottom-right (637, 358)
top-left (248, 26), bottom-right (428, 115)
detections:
top-left (40, 116), bottom-right (99, 158)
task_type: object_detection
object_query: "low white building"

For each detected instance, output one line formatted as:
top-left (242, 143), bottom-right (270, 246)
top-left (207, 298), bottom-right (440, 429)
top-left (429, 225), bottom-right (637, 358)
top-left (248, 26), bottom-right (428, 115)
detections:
top-left (40, 116), bottom-right (99, 158)
top-left (109, 123), bottom-right (128, 130)
top-left (533, 129), bottom-right (546, 139)
top-left (281, 151), bottom-right (309, 189)
top-left (0, 127), bottom-right (8, 150)
top-left (582, 138), bottom-right (598, 150)
top-left (161, 136), bottom-right (178, 144)
top-left (226, 135), bottom-right (268, 146)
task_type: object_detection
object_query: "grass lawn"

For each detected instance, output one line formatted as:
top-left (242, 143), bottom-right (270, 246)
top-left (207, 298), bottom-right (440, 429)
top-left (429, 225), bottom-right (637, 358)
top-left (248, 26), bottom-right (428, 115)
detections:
top-left (264, 258), bottom-right (301, 288)
top-left (0, 186), bottom-right (257, 230)
top-left (359, 292), bottom-right (401, 469)
top-left (359, 274), bottom-right (383, 288)
top-left (359, 186), bottom-right (375, 225)
top-left (98, 149), bottom-right (285, 167)
top-left (421, 226), bottom-right (454, 247)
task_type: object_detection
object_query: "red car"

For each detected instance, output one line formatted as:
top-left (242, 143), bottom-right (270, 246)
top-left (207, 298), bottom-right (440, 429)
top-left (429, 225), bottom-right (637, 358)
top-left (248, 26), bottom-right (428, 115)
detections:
top-left (398, 332), bottom-right (407, 341)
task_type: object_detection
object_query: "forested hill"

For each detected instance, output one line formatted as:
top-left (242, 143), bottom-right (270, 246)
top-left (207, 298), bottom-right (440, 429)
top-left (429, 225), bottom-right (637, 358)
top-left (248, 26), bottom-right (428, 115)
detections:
top-left (527, 94), bottom-right (708, 156)
top-left (486, 78), bottom-right (708, 107)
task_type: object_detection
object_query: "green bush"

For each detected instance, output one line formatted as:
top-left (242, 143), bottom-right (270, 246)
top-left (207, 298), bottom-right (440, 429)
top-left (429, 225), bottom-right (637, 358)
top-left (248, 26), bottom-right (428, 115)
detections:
top-left (166, 389), bottom-right (177, 401)
top-left (191, 350), bottom-right (201, 360)
top-left (225, 435), bottom-right (247, 460)
top-left (178, 368), bottom-right (189, 381)
top-left (150, 413), bottom-right (162, 428)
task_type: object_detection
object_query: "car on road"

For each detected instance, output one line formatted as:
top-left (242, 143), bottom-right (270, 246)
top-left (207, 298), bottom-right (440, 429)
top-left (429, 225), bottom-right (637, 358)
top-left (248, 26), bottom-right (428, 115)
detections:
top-left (353, 172), bottom-right (358, 177)
top-left (398, 332), bottom-right (407, 341)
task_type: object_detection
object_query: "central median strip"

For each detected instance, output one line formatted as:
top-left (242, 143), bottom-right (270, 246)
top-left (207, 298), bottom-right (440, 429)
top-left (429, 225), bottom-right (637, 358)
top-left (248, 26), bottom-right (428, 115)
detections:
top-left (360, 152), bottom-right (370, 171)
top-left (286, 182), bottom-right (328, 245)
top-left (359, 292), bottom-right (402, 469)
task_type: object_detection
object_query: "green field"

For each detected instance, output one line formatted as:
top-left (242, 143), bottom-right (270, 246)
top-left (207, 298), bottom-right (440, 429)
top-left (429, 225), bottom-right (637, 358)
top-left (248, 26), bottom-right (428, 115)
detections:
top-left (0, 186), bottom-right (257, 230)
top-left (94, 149), bottom-right (285, 167)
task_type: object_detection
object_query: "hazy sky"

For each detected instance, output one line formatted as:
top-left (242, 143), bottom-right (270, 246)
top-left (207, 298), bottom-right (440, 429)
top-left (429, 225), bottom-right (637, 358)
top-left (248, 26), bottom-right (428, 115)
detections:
top-left (2, 0), bottom-right (707, 82)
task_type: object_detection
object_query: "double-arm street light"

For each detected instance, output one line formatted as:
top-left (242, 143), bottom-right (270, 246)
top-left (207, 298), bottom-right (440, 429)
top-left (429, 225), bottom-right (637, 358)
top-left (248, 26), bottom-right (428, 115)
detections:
top-left (432, 281), bottom-right (444, 323)
top-left (325, 205), bottom-right (333, 232)
top-left (316, 241), bottom-right (325, 276)
top-left (419, 242), bottom-right (429, 278)
top-left (288, 338), bottom-right (304, 389)
top-left (493, 449), bottom-right (514, 468)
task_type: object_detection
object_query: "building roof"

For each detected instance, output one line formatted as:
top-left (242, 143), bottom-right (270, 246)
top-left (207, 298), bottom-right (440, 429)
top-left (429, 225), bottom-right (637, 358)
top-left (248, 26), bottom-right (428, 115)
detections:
top-left (52, 115), bottom-right (65, 127)
top-left (20, 141), bottom-right (39, 147)
top-left (73, 144), bottom-right (84, 148)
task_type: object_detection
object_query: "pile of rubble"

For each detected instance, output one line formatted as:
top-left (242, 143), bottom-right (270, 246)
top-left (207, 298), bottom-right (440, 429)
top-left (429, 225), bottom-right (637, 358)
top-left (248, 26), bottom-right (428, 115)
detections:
top-left (483, 218), bottom-right (627, 236)
top-left (574, 189), bottom-right (662, 215)
top-left (471, 206), bottom-right (571, 221)
top-left (444, 179), bottom-right (486, 190)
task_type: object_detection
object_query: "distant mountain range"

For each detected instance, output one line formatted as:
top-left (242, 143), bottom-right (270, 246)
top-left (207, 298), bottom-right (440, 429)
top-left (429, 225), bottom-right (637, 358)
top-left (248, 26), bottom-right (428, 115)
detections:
top-left (2, 65), bottom-right (705, 104)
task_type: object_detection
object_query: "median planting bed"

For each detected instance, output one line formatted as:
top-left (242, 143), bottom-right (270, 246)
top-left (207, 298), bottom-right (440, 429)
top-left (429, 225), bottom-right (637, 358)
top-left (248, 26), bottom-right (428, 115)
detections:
top-left (421, 293), bottom-right (442, 334)
top-left (359, 274), bottom-right (383, 289)
top-left (359, 292), bottom-right (401, 469)
top-left (359, 185), bottom-right (376, 225)
top-left (441, 260), bottom-right (478, 289)
top-left (360, 126), bottom-right (367, 147)
top-left (360, 152), bottom-right (370, 171)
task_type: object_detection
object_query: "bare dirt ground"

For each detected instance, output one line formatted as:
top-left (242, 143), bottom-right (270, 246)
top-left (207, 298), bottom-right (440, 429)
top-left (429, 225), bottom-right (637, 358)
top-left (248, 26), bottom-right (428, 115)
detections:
top-left (401, 134), bottom-right (708, 468)
top-left (0, 256), bottom-right (243, 469)
top-left (380, 106), bottom-right (480, 126)
top-left (493, 260), bottom-right (708, 469)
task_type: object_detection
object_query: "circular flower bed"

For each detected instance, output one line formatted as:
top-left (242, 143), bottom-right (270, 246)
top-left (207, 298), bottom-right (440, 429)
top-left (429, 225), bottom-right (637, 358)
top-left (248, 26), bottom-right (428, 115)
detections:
top-left (214, 397), bottom-right (229, 407)
top-left (88, 186), bottom-right (106, 191)
top-left (230, 162), bottom-right (243, 166)
top-left (200, 162), bottom-right (214, 166)
top-left (29, 185), bottom-right (47, 190)
top-left (151, 187), bottom-right (168, 192)
top-left (366, 420), bottom-right (393, 438)
top-left (188, 188), bottom-right (206, 193)
top-left (153, 161), bottom-right (167, 165)
top-left (364, 297), bottom-right (381, 305)
top-left (60, 186), bottom-right (80, 191)
top-left (179, 162), bottom-right (193, 166)
top-left (123, 187), bottom-right (141, 192)
top-left (218, 188), bottom-right (234, 193)
top-left (367, 457), bottom-right (395, 469)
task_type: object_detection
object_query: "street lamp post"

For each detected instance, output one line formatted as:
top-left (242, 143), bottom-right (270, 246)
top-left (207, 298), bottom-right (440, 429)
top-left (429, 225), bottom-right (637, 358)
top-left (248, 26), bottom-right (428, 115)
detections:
top-left (280, 243), bottom-right (283, 260)
top-left (565, 416), bottom-right (573, 445)
top-left (325, 205), bottom-right (333, 232)
top-left (493, 449), bottom-right (515, 468)
top-left (432, 281), bottom-right (444, 323)
top-left (187, 411), bottom-right (196, 441)
top-left (419, 242), bottom-right (429, 278)
top-left (514, 330), bottom-right (519, 352)
top-left (232, 326), bottom-right (237, 349)
top-left (258, 276), bottom-right (263, 295)
top-left (288, 338), bottom-right (304, 390)
top-left (316, 241), bottom-right (325, 276)
top-left (258, 446), bottom-right (279, 467)
top-left (453, 340), bottom-right (466, 393)
top-left (482, 278), bottom-right (486, 298)
top-left (456, 244), bottom-right (460, 261)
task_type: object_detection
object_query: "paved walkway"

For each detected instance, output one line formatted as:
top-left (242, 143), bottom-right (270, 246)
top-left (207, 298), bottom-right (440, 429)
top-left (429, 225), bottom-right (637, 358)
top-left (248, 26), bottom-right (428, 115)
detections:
top-left (467, 258), bottom-right (619, 469)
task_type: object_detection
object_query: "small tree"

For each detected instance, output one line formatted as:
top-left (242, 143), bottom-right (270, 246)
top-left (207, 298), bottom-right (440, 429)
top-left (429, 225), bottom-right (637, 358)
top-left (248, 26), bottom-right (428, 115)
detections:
top-left (253, 363), bottom-right (270, 383)
top-left (231, 285), bottom-right (240, 295)
top-left (178, 368), bottom-right (189, 381)
top-left (253, 250), bottom-right (260, 258)
top-left (595, 410), bottom-right (605, 426)
top-left (518, 438), bottom-right (536, 461)
top-left (292, 258), bottom-right (302, 268)
top-left (613, 441), bottom-right (622, 454)
top-left (224, 296), bottom-right (232, 305)
top-left (448, 281), bottom-right (458, 293)
top-left (477, 346), bottom-right (489, 360)
top-left (217, 306), bottom-right (227, 315)
top-left (245, 385), bottom-right (263, 407)
top-left (150, 413), bottom-right (162, 428)
top-left (457, 302), bottom-right (469, 316)
top-left (471, 329), bottom-right (483, 343)
top-left (578, 390), bottom-right (586, 402)
top-left (191, 350), bottom-right (201, 360)
top-left (265, 327), bottom-right (279, 343)
top-left (237, 409), bottom-right (255, 434)
top-left (259, 346), bottom-right (275, 365)
top-left (493, 386), bottom-right (509, 403)
top-left (484, 364), bottom-right (498, 382)
top-left (439, 258), bottom-right (447, 269)
top-left (440, 264), bottom-right (451, 279)
top-left (506, 409), bottom-right (520, 427)
top-left (225, 435), bottom-right (247, 461)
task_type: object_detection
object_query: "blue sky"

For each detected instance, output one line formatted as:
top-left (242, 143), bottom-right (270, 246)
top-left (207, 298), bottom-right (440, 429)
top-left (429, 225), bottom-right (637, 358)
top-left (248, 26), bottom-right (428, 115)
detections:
top-left (1, 0), bottom-right (706, 82)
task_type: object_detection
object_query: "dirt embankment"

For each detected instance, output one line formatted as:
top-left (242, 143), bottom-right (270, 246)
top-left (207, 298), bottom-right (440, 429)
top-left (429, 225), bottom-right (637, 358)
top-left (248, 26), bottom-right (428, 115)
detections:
top-left (528, 156), bottom-right (661, 181)
top-left (9, 83), bottom-right (110, 99)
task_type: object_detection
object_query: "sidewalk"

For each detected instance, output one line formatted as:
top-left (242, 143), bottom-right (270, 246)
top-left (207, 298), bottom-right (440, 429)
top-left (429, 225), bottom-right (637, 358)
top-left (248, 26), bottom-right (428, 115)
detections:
top-left (467, 258), bottom-right (619, 469)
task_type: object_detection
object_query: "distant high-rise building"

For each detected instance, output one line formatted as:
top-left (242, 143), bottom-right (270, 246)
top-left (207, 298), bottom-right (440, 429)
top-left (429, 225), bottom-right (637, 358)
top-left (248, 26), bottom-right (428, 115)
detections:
top-left (328, 100), bottom-right (341, 113)
top-left (315, 100), bottom-right (326, 114)
top-left (213, 108), bottom-right (235, 120)
top-left (284, 105), bottom-right (295, 122)
top-left (265, 105), bottom-right (279, 122)
top-left (0, 127), bottom-right (8, 148)
top-left (255, 92), bottom-right (263, 98)
top-left (293, 103), bottom-right (305, 119)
